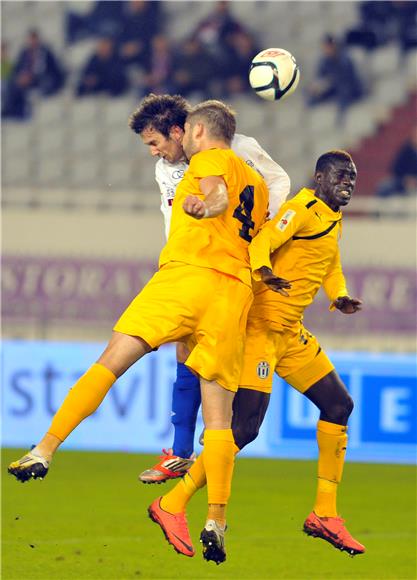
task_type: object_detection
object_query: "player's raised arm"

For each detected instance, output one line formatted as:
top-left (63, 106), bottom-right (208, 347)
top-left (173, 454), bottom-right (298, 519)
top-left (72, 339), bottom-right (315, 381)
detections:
top-left (183, 176), bottom-right (228, 219)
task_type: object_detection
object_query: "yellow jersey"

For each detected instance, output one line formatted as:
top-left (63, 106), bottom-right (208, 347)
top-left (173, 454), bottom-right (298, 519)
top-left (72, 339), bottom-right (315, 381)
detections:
top-left (159, 148), bottom-right (269, 286)
top-left (249, 188), bottom-right (348, 329)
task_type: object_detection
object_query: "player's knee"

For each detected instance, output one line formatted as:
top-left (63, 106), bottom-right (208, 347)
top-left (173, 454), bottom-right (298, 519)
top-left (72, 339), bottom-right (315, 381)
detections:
top-left (324, 393), bottom-right (354, 424)
top-left (232, 423), bottom-right (260, 451)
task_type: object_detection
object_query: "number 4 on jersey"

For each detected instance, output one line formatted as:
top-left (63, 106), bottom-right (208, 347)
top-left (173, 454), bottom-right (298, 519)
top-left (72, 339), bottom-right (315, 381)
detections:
top-left (233, 185), bottom-right (255, 242)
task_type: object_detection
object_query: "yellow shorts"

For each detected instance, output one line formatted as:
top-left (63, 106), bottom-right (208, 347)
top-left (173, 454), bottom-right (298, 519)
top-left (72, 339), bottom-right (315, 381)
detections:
top-left (114, 262), bottom-right (253, 392)
top-left (239, 318), bottom-right (334, 394)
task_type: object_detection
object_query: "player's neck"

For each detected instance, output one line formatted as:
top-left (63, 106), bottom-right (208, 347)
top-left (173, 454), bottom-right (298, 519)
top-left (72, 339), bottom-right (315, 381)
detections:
top-left (200, 139), bottom-right (230, 151)
top-left (314, 191), bottom-right (340, 213)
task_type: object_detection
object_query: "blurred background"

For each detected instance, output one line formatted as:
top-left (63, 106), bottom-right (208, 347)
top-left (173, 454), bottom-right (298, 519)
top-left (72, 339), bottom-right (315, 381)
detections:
top-left (2, 1), bottom-right (416, 463)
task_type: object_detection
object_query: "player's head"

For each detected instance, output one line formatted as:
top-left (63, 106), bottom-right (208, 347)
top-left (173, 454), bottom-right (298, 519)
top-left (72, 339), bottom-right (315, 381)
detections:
top-left (314, 150), bottom-right (357, 210)
top-left (182, 100), bottom-right (236, 161)
top-left (129, 94), bottom-right (191, 163)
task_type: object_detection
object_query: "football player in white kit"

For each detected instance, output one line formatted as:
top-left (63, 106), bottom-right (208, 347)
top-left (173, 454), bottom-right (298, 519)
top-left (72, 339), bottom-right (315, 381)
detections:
top-left (129, 94), bottom-right (290, 484)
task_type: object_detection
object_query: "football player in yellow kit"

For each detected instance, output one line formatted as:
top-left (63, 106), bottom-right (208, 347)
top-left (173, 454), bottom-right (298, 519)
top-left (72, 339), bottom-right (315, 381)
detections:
top-left (154, 150), bottom-right (365, 559)
top-left (8, 101), bottom-right (269, 565)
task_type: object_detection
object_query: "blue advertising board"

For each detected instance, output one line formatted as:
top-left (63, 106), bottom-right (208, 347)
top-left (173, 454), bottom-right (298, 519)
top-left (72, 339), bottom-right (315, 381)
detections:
top-left (1, 340), bottom-right (416, 464)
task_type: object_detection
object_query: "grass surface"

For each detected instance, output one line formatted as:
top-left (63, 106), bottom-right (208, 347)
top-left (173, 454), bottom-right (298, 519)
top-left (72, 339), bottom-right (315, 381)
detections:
top-left (2, 449), bottom-right (416, 579)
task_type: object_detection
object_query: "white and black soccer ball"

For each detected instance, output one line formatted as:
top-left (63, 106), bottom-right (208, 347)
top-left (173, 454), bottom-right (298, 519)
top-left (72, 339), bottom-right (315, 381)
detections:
top-left (249, 48), bottom-right (300, 101)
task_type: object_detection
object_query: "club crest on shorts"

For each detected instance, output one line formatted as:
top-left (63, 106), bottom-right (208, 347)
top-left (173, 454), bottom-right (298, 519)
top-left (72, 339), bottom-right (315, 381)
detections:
top-left (256, 361), bottom-right (270, 379)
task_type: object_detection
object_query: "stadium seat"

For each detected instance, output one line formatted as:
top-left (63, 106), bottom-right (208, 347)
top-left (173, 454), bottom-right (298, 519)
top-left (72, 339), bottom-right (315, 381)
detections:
top-left (35, 154), bottom-right (66, 188)
top-left (68, 157), bottom-right (101, 189)
top-left (344, 101), bottom-right (379, 146)
top-left (307, 104), bottom-right (339, 133)
top-left (35, 96), bottom-right (67, 129)
top-left (65, 39), bottom-right (97, 71)
top-left (373, 74), bottom-right (408, 108)
top-left (370, 44), bottom-right (401, 81)
top-left (405, 49), bottom-right (417, 87)
top-left (101, 98), bottom-right (135, 129)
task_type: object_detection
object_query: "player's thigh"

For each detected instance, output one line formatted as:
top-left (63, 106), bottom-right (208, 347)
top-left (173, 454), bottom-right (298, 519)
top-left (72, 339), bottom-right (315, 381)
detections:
top-left (97, 331), bottom-right (152, 377)
top-left (239, 317), bottom-right (278, 394)
top-left (277, 324), bottom-right (334, 393)
top-left (200, 377), bottom-right (235, 429)
top-left (186, 274), bottom-right (253, 392)
top-left (114, 262), bottom-right (209, 348)
top-left (176, 341), bottom-right (190, 363)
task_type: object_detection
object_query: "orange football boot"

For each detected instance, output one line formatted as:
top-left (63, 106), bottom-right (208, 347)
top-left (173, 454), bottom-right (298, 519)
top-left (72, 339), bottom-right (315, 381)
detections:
top-left (304, 511), bottom-right (365, 556)
top-left (148, 497), bottom-right (195, 557)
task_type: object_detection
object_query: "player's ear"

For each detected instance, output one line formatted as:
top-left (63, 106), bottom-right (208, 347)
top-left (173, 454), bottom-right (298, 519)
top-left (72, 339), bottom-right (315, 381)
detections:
top-left (314, 171), bottom-right (322, 184)
top-left (194, 122), bottom-right (204, 139)
top-left (170, 126), bottom-right (184, 143)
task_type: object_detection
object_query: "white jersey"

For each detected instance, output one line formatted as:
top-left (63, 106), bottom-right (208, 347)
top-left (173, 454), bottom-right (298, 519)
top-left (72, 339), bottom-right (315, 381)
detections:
top-left (155, 132), bottom-right (291, 239)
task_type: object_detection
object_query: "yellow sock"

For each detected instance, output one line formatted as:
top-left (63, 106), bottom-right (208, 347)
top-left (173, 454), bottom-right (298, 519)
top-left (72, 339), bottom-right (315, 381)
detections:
top-left (161, 454), bottom-right (207, 514)
top-left (204, 429), bottom-right (235, 524)
top-left (314, 420), bottom-right (348, 518)
top-left (48, 363), bottom-right (116, 442)
top-left (161, 442), bottom-right (240, 514)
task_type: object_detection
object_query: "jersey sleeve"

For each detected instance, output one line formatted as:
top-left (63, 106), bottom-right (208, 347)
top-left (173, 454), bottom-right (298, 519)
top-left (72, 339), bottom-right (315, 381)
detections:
top-left (233, 134), bottom-right (290, 218)
top-left (249, 202), bottom-right (309, 278)
top-left (322, 248), bottom-right (349, 309)
top-left (155, 160), bottom-right (174, 240)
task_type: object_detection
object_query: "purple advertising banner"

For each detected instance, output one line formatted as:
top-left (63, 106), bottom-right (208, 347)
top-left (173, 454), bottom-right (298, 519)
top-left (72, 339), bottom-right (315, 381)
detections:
top-left (2, 255), bottom-right (416, 334)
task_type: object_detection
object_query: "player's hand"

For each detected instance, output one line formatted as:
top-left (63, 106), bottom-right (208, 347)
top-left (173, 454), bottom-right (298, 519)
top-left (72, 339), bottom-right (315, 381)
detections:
top-left (333, 296), bottom-right (362, 314)
top-left (183, 195), bottom-right (206, 219)
top-left (259, 266), bottom-right (291, 296)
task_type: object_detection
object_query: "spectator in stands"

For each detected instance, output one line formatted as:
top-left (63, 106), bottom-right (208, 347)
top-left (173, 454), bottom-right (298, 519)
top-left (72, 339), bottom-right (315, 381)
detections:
top-left (1, 41), bottom-right (12, 98)
top-left (76, 37), bottom-right (128, 97)
top-left (12, 29), bottom-right (65, 96)
top-left (191, 1), bottom-right (245, 61)
top-left (117, 1), bottom-right (161, 71)
top-left (1, 41), bottom-right (16, 118)
top-left (345, 1), bottom-right (396, 50)
top-left (306, 34), bottom-right (365, 122)
top-left (393, 1), bottom-right (417, 55)
top-left (66, 1), bottom-right (123, 44)
top-left (2, 29), bottom-right (65, 120)
top-left (376, 127), bottom-right (417, 197)
top-left (1, 41), bottom-right (12, 84)
top-left (140, 35), bottom-right (174, 96)
top-left (222, 30), bottom-right (259, 97)
top-left (172, 38), bottom-right (216, 99)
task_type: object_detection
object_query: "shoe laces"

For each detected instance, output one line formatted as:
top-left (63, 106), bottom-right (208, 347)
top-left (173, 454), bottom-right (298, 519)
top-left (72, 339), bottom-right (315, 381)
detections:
top-left (159, 448), bottom-right (174, 459)
top-left (205, 519), bottom-right (226, 536)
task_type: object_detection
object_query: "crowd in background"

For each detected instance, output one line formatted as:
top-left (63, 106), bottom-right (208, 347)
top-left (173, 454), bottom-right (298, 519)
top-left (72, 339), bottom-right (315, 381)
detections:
top-left (2, 1), bottom-right (417, 120)
top-left (1, 1), bottom-right (260, 118)
top-left (1, 0), bottom-right (416, 198)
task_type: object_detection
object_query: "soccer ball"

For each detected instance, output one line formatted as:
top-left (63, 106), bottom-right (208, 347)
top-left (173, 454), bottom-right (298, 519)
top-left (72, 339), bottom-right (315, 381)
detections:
top-left (249, 48), bottom-right (300, 101)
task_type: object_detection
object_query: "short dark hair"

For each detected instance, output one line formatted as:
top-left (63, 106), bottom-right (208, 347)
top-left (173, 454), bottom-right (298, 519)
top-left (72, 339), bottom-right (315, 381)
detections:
top-left (187, 100), bottom-right (236, 144)
top-left (315, 150), bottom-right (354, 173)
top-left (129, 94), bottom-right (191, 137)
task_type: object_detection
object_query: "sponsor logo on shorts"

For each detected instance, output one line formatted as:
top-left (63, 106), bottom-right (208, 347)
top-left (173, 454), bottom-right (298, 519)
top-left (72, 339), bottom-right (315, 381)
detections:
top-left (277, 209), bottom-right (296, 231)
top-left (257, 361), bottom-right (270, 379)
